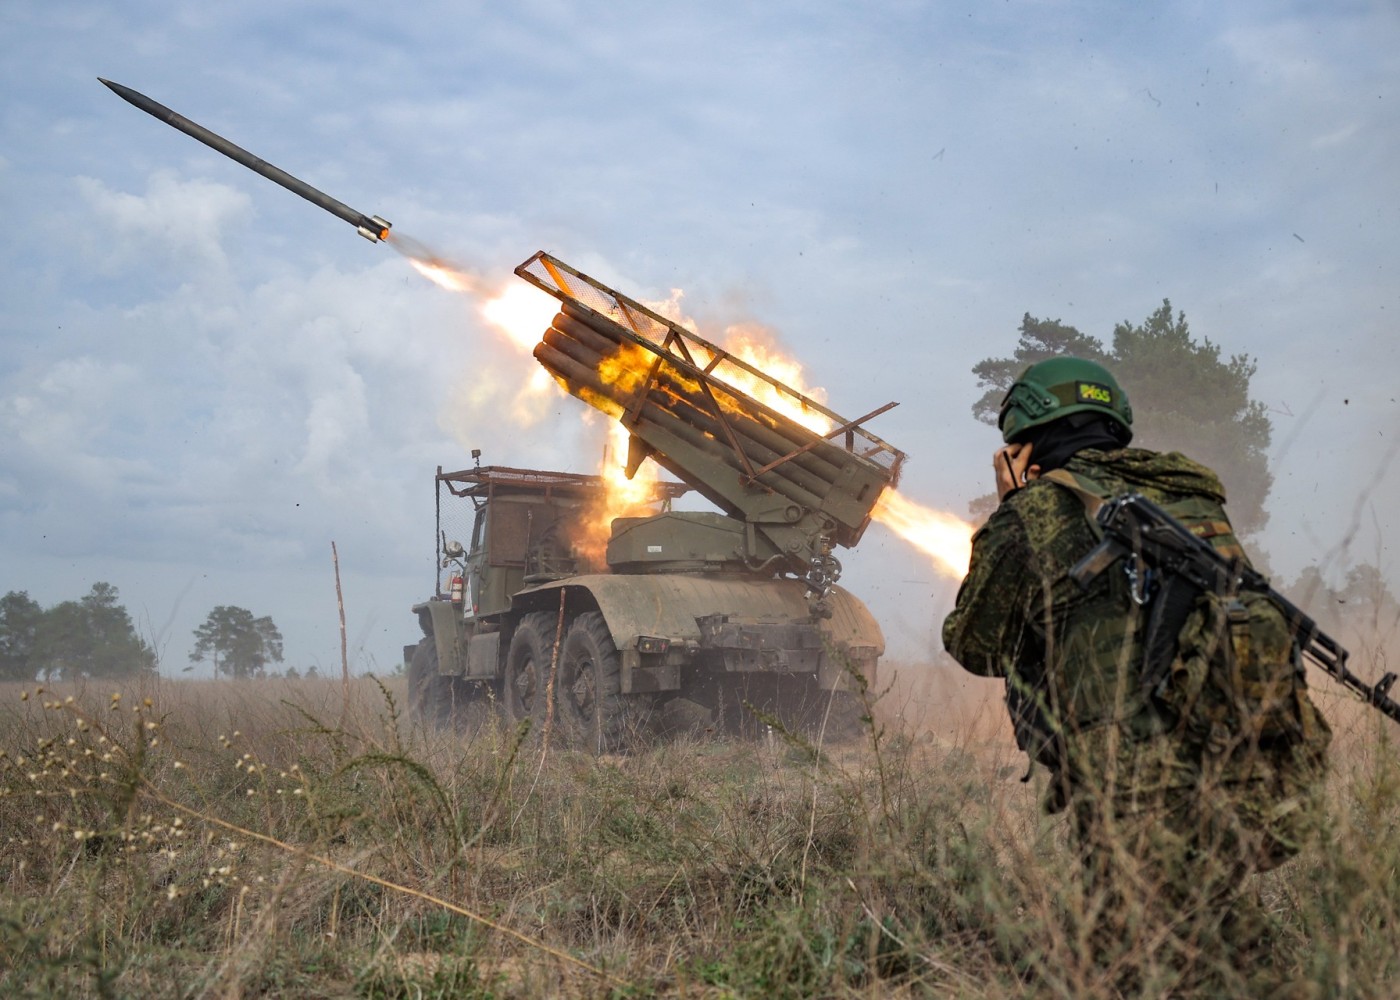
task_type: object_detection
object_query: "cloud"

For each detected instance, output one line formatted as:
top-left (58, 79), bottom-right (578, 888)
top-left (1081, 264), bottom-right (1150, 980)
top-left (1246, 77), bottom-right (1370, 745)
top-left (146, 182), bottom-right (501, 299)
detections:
top-left (75, 171), bottom-right (252, 273)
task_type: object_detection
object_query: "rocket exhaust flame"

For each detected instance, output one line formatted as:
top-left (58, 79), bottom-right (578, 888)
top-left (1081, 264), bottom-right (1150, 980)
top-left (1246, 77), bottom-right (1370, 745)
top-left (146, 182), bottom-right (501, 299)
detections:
top-left (385, 232), bottom-right (485, 293)
top-left (387, 235), bottom-right (556, 351)
top-left (871, 489), bottom-right (975, 579)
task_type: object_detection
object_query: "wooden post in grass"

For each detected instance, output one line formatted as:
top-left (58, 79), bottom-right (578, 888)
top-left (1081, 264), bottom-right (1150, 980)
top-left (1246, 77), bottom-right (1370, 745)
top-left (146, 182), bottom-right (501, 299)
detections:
top-left (332, 541), bottom-right (349, 722)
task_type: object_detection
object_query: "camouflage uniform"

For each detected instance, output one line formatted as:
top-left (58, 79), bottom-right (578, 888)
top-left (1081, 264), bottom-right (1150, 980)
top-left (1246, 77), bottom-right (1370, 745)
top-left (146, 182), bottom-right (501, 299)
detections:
top-left (943, 447), bottom-right (1329, 954)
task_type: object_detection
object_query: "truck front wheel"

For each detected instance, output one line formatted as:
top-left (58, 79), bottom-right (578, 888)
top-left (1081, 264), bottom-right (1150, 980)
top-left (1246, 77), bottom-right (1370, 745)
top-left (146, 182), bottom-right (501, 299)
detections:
top-left (409, 636), bottom-right (496, 733)
top-left (407, 637), bottom-right (442, 725)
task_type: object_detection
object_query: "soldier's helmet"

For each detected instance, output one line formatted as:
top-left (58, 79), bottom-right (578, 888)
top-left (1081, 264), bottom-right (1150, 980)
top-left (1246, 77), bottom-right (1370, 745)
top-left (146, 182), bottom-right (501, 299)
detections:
top-left (997, 356), bottom-right (1133, 444)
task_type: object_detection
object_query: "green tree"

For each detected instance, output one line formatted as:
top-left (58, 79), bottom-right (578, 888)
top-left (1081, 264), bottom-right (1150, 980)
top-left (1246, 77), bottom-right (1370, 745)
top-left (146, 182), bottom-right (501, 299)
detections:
top-left (0, 591), bottom-right (43, 681)
top-left (1286, 561), bottom-right (1399, 636)
top-left (191, 606), bottom-right (284, 679)
top-left (1285, 565), bottom-right (1344, 632)
top-left (31, 583), bottom-right (156, 680)
top-left (972, 300), bottom-right (1273, 534)
top-left (1336, 563), bottom-right (1400, 631)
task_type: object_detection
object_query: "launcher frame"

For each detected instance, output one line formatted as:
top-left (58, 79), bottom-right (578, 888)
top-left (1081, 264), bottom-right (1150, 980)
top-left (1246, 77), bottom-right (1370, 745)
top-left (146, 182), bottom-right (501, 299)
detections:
top-left (515, 251), bottom-right (905, 489)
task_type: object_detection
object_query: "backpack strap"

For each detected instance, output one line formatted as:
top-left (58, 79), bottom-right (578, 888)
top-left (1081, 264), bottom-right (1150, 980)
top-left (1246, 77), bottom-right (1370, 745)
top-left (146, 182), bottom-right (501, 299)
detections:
top-left (1039, 468), bottom-right (1108, 519)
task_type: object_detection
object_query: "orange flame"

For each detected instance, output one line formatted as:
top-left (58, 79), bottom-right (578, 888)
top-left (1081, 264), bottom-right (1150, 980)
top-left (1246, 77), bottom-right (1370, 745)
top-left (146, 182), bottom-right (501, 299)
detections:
top-left (480, 281), bottom-right (558, 352)
top-left (703, 325), bottom-right (832, 434)
top-left (575, 423), bottom-right (665, 564)
top-left (636, 291), bottom-right (832, 434)
top-left (871, 489), bottom-right (974, 579)
top-left (396, 241), bottom-right (561, 422)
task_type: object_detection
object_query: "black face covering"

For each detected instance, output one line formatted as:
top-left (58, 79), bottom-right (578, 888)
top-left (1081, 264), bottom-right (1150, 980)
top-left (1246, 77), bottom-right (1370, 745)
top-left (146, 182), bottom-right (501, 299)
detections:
top-left (1013, 412), bottom-right (1129, 473)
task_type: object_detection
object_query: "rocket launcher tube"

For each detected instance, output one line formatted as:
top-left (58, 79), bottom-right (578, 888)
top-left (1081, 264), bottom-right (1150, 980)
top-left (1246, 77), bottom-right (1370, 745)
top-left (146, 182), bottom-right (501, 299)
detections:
top-left (544, 314), bottom-right (847, 491)
top-left (517, 251), bottom-right (901, 461)
top-left (540, 326), bottom-right (839, 504)
top-left (533, 339), bottom-right (832, 519)
top-left (554, 303), bottom-right (855, 482)
top-left (517, 250), bottom-right (904, 550)
top-left (557, 302), bottom-right (841, 458)
top-left (532, 339), bottom-right (833, 523)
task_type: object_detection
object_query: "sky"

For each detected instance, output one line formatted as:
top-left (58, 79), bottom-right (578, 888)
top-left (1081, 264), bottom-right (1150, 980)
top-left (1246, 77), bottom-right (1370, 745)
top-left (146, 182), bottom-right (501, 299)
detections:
top-left (1, 0), bottom-right (1397, 675)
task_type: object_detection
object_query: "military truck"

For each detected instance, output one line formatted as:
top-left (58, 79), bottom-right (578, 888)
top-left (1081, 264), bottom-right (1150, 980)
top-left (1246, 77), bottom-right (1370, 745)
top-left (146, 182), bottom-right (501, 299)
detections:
top-left (405, 252), bottom-right (905, 750)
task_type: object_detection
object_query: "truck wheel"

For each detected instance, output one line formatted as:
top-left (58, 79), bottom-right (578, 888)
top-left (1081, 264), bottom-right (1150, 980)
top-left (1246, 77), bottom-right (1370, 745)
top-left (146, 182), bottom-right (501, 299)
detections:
top-left (407, 637), bottom-right (440, 725)
top-left (410, 636), bottom-right (482, 731)
top-left (504, 612), bottom-right (557, 728)
top-left (558, 611), bottom-right (631, 753)
top-left (809, 688), bottom-right (867, 742)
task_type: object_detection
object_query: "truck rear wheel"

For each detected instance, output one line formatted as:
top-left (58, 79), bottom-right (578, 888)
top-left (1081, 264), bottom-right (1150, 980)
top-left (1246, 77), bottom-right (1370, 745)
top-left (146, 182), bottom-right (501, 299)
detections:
top-left (557, 611), bottom-right (633, 753)
top-left (504, 612), bottom-right (557, 728)
top-left (677, 674), bottom-right (866, 743)
top-left (807, 688), bottom-right (866, 742)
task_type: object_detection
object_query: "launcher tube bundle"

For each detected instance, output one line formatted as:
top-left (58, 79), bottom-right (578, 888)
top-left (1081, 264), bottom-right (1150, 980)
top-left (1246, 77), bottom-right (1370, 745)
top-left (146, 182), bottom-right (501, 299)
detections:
top-left (517, 251), bottom-right (904, 579)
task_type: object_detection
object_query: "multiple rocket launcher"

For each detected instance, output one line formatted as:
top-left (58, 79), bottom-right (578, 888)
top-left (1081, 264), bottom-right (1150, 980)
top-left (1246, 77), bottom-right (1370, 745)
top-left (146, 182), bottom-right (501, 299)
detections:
top-left (99, 80), bottom-right (906, 580)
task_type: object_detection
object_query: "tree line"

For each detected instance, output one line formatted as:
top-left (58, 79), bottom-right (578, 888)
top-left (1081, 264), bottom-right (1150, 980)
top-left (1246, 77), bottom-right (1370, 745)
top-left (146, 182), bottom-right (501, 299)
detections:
top-left (0, 584), bottom-right (284, 681)
top-left (0, 583), bottom-right (155, 681)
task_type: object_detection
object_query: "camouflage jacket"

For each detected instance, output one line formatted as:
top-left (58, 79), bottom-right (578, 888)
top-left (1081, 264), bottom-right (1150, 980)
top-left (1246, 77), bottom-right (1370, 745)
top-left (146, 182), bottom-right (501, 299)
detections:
top-left (942, 448), bottom-right (1242, 760)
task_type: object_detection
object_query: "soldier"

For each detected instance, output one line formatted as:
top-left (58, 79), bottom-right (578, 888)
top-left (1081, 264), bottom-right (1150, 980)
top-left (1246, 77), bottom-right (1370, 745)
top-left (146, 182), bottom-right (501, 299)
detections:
top-left (942, 356), bottom-right (1329, 977)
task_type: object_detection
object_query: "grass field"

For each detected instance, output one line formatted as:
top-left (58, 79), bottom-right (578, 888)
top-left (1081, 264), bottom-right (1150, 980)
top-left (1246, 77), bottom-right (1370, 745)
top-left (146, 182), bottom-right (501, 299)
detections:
top-left (1, 651), bottom-right (1396, 999)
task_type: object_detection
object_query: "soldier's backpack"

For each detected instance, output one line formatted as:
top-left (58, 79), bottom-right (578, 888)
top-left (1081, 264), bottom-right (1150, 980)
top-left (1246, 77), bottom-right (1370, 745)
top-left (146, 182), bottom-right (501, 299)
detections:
top-left (1040, 468), bottom-right (1332, 762)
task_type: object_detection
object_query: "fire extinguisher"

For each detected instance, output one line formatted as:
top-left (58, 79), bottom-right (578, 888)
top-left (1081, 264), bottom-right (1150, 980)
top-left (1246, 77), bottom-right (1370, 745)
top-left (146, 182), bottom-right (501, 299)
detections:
top-left (449, 574), bottom-right (464, 604)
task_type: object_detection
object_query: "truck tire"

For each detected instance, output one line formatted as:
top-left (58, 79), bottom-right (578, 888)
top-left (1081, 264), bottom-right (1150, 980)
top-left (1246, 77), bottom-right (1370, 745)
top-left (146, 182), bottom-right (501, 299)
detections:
top-left (504, 612), bottom-right (557, 728)
top-left (409, 636), bottom-right (499, 734)
top-left (807, 688), bottom-right (866, 742)
top-left (407, 637), bottom-right (441, 725)
top-left (557, 611), bottom-right (636, 753)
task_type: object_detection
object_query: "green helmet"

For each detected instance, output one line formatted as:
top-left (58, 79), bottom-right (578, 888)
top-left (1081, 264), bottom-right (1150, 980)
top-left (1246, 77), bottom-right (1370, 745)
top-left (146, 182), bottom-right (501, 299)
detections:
top-left (997, 356), bottom-right (1133, 444)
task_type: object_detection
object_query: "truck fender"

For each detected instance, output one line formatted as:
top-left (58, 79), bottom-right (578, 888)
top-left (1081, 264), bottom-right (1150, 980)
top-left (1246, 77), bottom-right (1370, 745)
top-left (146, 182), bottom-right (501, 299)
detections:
top-left (514, 575), bottom-right (884, 692)
top-left (421, 600), bottom-right (467, 677)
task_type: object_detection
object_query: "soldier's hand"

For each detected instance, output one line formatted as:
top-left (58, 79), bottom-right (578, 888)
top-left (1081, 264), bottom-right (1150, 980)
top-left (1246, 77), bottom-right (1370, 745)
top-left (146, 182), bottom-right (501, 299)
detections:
top-left (995, 443), bottom-right (1040, 500)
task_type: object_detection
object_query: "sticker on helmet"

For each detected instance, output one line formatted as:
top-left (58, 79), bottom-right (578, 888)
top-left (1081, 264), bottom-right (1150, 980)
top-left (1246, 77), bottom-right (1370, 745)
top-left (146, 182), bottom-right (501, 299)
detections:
top-left (1076, 382), bottom-right (1114, 405)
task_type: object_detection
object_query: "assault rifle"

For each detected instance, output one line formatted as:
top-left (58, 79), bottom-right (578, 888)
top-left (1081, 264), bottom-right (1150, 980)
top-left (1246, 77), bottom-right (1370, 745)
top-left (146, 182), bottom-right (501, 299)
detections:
top-left (1069, 492), bottom-right (1400, 726)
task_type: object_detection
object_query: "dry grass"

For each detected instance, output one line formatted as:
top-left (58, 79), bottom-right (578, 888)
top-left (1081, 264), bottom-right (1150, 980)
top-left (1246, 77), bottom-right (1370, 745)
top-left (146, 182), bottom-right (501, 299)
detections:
top-left (0, 657), bottom-right (1396, 999)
